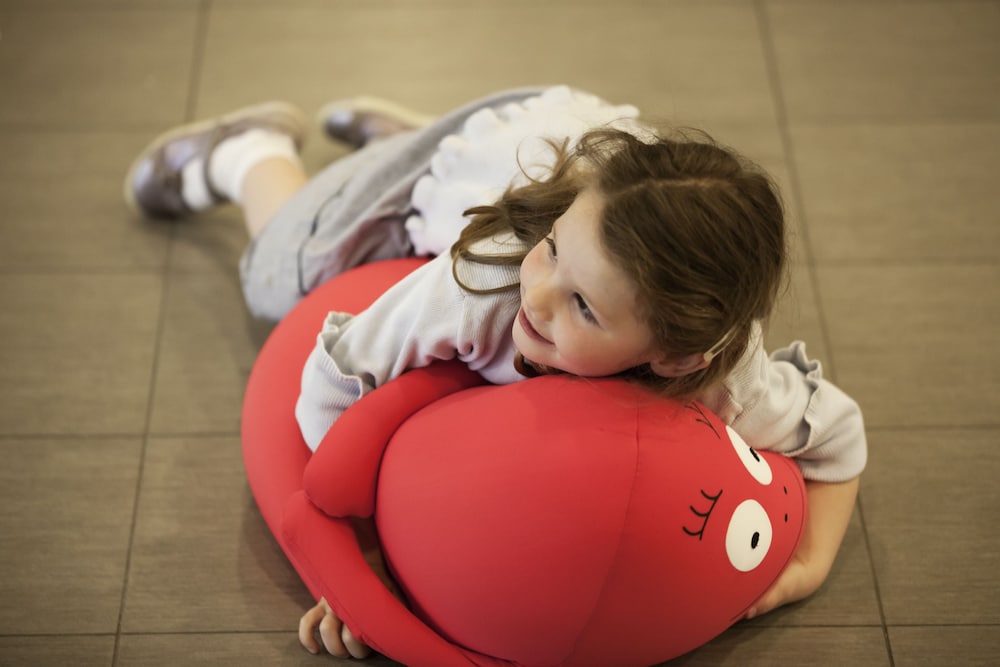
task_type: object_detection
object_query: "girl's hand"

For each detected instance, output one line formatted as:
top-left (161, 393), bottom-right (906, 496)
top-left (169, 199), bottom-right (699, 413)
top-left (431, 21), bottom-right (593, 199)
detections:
top-left (743, 555), bottom-right (820, 619)
top-left (298, 596), bottom-right (372, 659)
top-left (744, 477), bottom-right (860, 620)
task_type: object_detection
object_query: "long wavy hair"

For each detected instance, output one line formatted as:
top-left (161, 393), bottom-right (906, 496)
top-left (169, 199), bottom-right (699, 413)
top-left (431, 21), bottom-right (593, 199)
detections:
top-left (450, 127), bottom-right (787, 399)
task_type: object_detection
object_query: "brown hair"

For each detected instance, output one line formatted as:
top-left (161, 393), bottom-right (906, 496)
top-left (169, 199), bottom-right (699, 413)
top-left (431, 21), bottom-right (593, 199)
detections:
top-left (451, 126), bottom-right (787, 399)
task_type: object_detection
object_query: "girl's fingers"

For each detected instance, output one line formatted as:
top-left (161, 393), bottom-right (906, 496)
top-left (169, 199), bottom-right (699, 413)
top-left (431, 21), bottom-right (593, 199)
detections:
top-left (319, 610), bottom-right (349, 658)
top-left (342, 624), bottom-right (374, 659)
top-left (297, 596), bottom-right (372, 659)
top-left (297, 602), bottom-right (327, 654)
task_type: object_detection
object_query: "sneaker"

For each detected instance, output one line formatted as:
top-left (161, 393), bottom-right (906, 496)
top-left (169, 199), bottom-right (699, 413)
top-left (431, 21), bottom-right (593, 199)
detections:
top-left (124, 101), bottom-right (308, 218)
top-left (317, 96), bottom-right (433, 148)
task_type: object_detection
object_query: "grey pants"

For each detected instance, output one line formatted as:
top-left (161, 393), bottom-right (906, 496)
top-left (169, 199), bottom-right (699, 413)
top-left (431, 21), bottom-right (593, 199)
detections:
top-left (239, 87), bottom-right (545, 320)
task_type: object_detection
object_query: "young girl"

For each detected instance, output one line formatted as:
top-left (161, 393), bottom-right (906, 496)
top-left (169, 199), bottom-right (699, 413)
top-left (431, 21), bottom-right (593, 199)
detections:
top-left (126, 86), bottom-right (866, 660)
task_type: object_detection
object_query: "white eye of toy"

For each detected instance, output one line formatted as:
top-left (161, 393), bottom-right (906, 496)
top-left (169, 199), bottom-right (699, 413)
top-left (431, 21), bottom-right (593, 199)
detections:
top-left (726, 425), bottom-right (772, 485)
top-left (726, 499), bottom-right (772, 572)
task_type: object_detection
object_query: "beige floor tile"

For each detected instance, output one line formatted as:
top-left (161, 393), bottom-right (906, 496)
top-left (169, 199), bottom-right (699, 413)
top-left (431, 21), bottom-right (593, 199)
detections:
top-left (889, 625), bottom-right (1000, 667)
top-left (0, 635), bottom-right (115, 667)
top-left (117, 631), bottom-right (402, 666)
top-left (1, 0), bottom-right (196, 7)
top-left (168, 208), bottom-right (248, 275)
top-left (0, 273), bottom-right (162, 436)
top-left (0, 130), bottom-right (172, 271)
top-left (148, 267), bottom-right (272, 435)
top-left (766, 1), bottom-right (1000, 122)
top-left (861, 429), bottom-right (1000, 625)
top-left (123, 435), bottom-right (311, 633)
top-left (0, 438), bottom-right (141, 634)
top-left (792, 124), bottom-right (1000, 262)
top-left (0, 9), bottom-right (196, 128)
top-left (815, 264), bottom-right (1000, 429)
top-left (196, 3), bottom-right (776, 127)
top-left (664, 625), bottom-right (890, 666)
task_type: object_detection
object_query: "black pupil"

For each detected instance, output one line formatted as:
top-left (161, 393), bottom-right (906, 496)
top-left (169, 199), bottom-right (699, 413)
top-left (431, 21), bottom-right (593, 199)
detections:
top-left (750, 447), bottom-right (760, 462)
top-left (751, 532), bottom-right (760, 549)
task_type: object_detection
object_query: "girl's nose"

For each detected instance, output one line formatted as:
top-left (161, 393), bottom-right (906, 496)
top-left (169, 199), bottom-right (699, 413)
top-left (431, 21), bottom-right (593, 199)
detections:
top-left (523, 280), bottom-right (553, 320)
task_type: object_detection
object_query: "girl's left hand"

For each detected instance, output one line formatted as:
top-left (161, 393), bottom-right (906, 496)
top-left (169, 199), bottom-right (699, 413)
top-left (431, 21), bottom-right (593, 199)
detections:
top-left (298, 596), bottom-right (372, 659)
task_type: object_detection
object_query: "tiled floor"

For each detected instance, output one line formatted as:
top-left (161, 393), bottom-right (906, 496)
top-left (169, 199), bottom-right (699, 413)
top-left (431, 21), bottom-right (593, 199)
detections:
top-left (1, 1), bottom-right (998, 665)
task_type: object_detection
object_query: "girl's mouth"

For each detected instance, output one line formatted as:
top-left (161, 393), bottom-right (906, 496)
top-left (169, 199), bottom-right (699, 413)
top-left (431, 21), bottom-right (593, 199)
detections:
top-left (518, 308), bottom-right (552, 344)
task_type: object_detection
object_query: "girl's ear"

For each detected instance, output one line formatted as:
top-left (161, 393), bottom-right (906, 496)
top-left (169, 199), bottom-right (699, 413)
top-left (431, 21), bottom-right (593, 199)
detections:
top-left (649, 353), bottom-right (711, 378)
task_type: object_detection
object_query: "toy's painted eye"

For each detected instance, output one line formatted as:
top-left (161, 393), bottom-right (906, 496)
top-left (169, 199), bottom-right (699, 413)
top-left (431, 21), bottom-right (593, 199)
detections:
top-left (726, 499), bottom-right (772, 572)
top-left (726, 425), bottom-right (772, 485)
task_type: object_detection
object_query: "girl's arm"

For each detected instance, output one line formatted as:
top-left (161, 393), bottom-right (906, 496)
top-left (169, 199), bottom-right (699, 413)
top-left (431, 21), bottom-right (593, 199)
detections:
top-left (713, 329), bottom-right (868, 616)
top-left (296, 245), bottom-right (523, 451)
top-left (724, 332), bottom-right (868, 483)
top-left (745, 475), bottom-right (859, 618)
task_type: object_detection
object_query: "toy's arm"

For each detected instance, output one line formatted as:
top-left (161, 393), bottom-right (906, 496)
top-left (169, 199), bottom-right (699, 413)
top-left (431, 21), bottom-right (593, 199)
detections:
top-left (283, 492), bottom-right (501, 667)
top-left (746, 475), bottom-right (859, 618)
top-left (304, 360), bottom-right (486, 519)
top-left (296, 248), bottom-right (520, 452)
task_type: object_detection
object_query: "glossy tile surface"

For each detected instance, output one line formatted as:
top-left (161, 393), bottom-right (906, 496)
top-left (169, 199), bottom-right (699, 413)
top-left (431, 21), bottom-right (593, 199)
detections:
top-left (123, 436), bottom-right (311, 633)
top-left (1, 0), bottom-right (996, 665)
top-left (0, 438), bottom-right (141, 634)
top-left (0, 9), bottom-right (197, 129)
top-left (0, 273), bottom-right (162, 436)
top-left (767, 1), bottom-right (1000, 122)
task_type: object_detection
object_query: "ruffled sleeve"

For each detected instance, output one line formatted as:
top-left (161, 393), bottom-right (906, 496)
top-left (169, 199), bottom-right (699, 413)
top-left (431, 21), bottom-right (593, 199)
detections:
top-left (704, 325), bottom-right (868, 482)
top-left (405, 85), bottom-right (653, 256)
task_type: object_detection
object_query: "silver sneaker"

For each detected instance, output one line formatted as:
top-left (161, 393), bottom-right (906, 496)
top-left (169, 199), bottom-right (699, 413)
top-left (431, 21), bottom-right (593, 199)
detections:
top-left (317, 96), bottom-right (432, 149)
top-left (124, 101), bottom-right (308, 218)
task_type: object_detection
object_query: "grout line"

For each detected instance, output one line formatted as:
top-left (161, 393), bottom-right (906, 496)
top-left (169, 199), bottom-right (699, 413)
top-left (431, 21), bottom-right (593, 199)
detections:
top-left (754, 4), bottom-right (895, 667)
top-left (752, 0), bottom-right (840, 361)
top-left (183, 0), bottom-right (213, 124)
top-left (752, 2), bottom-right (816, 266)
top-left (855, 494), bottom-right (896, 666)
top-left (109, 239), bottom-right (173, 667)
top-left (753, 2), bottom-right (840, 380)
top-left (110, 2), bottom-right (213, 665)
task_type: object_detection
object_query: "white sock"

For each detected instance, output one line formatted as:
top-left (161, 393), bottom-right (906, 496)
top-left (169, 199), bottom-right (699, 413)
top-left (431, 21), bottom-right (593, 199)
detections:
top-left (180, 158), bottom-right (214, 210)
top-left (180, 129), bottom-right (302, 210)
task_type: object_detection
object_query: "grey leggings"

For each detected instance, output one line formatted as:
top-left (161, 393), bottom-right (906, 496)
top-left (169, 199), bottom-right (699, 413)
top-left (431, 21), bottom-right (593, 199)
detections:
top-left (238, 87), bottom-right (545, 320)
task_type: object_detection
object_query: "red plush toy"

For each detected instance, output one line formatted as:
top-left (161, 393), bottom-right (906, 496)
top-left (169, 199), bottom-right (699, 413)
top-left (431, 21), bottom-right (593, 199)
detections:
top-left (242, 259), bottom-right (807, 667)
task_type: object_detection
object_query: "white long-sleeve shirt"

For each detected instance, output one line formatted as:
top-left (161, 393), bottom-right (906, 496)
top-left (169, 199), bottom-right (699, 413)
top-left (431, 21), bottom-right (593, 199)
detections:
top-left (295, 85), bottom-right (866, 482)
top-left (295, 233), bottom-right (523, 449)
top-left (295, 232), bottom-right (867, 483)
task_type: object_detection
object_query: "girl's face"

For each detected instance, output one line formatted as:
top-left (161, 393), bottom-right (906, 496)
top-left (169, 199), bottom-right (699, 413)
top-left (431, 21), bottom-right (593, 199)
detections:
top-left (514, 188), bottom-right (664, 377)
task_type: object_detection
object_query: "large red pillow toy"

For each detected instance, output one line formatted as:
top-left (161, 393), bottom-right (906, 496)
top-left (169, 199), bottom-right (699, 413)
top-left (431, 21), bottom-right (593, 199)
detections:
top-left (242, 259), bottom-right (807, 667)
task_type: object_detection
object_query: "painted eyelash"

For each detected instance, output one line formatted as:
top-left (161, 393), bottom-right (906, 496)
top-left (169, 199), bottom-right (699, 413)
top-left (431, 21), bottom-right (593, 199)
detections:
top-left (683, 488), bottom-right (723, 541)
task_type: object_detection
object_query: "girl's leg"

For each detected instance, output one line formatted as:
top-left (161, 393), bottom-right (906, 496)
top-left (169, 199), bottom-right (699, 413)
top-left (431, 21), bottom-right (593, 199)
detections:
top-left (240, 157), bottom-right (309, 239)
top-left (124, 101), bottom-right (309, 237)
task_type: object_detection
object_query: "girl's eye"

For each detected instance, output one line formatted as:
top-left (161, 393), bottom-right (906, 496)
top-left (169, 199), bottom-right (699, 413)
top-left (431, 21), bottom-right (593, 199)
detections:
top-left (544, 236), bottom-right (557, 258)
top-left (575, 294), bottom-right (597, 323)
